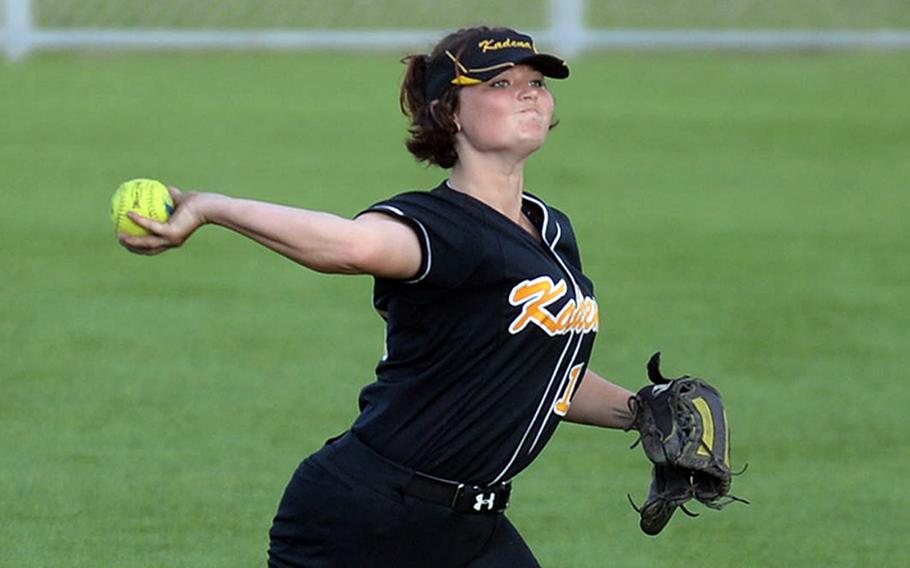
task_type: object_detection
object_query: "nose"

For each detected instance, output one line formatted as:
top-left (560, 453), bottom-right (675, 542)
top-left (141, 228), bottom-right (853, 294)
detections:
top-left (518, 85), bottom-right (538, 100)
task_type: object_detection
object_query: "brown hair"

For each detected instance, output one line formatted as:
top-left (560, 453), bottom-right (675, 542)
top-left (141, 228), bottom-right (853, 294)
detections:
top-left (400, 26), bottom-right (511, 169)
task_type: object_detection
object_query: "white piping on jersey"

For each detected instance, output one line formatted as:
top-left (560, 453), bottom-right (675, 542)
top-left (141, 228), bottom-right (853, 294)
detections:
top-left (369, 205), bottom-right (432, 284)
top-left (530, 334), bottom-right (585, 453)
top-left (491, 195), bottom-right (590, 483)
top-left (523, 195), bottom-right (589, 451)
top-left (490, 328), bottom-right (575, 485)
top-left (525, 193), bottom-right (551, 248)
top-left (524, 194), bottom-right (583, 300)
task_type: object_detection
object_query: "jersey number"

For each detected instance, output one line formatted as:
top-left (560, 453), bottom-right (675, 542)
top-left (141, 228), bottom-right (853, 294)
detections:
top-left (554, 364), bottom-right (584, 416)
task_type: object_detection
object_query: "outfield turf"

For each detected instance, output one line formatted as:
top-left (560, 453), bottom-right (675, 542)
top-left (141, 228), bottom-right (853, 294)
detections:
top-left (25, 0), bottom-right (910, 29)
top-left (1, 50), bottom-right (908, 567)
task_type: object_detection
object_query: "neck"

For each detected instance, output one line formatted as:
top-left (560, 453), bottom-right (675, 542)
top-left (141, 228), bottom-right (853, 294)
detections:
top-left (448, 152), bottom-right (527, 221)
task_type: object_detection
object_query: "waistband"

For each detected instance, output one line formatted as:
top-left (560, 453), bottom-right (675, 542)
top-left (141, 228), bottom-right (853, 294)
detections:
top-left (317, 431), bottom-right (415, 496)
top-left (315, 431), bottom-right (511, 514)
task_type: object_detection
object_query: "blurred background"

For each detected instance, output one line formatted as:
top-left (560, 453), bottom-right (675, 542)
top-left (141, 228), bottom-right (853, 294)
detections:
top-left (2, 1), bottom-right (908, 566)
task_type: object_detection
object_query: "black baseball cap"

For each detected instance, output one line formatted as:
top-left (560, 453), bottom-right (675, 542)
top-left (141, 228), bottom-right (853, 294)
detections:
top-left (424, 29), bottom-right (570, 101)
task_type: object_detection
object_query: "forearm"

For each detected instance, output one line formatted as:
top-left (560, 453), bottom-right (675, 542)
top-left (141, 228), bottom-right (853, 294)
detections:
top-left (118, 187), bottom-right (422, 277)
top-left (563, 370), bottom-right (635, 430)
top-left (199, 194), bottom-right (368, 274)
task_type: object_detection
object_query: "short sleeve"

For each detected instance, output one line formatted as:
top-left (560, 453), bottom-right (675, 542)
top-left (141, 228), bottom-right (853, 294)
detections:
top-left (358, 191), bottom-right (481, 288)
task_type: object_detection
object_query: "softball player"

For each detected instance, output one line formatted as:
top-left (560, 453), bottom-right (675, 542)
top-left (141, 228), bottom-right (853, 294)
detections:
top-left (120, 25), bottom-right (636, 568)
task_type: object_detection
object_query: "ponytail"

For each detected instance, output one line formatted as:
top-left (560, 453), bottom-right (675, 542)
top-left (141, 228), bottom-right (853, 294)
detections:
top-left (399, 54), bottom-right (428, 118)
top-left (399, 53), bottom-right (460, 168)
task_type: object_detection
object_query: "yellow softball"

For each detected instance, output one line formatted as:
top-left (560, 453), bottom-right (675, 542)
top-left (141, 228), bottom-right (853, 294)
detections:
top-left (110, 178), bottom-right (174, 236)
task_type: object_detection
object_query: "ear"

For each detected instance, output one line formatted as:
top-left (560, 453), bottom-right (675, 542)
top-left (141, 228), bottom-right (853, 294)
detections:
top-left (434, 100), bottom-right (460, 132)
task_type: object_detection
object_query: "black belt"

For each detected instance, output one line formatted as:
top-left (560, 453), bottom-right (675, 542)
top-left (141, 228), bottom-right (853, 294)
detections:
top-left (405, 472), bottom-right (511, 514)
top-left (321, 432), bottom-right (512, 515)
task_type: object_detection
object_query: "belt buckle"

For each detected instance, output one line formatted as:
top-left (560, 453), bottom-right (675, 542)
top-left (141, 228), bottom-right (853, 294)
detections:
top-left (457, 482), bottom-right (510, 514)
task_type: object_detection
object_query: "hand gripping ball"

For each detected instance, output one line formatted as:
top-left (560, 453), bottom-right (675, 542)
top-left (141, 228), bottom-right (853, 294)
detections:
top-left (111, 178), bottom-right (174, 236)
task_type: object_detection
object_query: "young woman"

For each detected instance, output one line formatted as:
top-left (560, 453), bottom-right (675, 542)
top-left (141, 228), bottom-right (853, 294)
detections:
top-left (121, 26), bottom-right (636, 568)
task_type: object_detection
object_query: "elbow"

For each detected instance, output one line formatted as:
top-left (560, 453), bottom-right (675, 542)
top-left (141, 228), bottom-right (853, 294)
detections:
top-left (322, 239), bottom-right (376, 275)
top-left (291, 223), bottom-right (379, 275)
top-left (303, 216), bottom-right (420, 279)
top-left (331, 235), bottom-right (415, 279)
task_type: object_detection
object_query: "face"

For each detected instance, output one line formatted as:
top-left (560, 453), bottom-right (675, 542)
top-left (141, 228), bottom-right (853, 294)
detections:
top-left (453, 64), bottom-right (555, 159)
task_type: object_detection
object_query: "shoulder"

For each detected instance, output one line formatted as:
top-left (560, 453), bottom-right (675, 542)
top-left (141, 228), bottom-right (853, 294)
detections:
top-left (366, 185), bottom-right (463, 217)
top-left (360, 183), bottom-right (485, 287)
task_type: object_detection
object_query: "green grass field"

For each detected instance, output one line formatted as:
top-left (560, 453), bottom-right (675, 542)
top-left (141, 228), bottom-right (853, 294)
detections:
top-left (25, 0), bottom-right (910, 29)
top-left (1, 49), bottom-right (908, 567)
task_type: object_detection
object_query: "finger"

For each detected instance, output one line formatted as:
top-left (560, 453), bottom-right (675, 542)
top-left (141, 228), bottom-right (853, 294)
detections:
top-left (118, 239), bottom-right (167, 255)
top-left (127, 211), bottom-right (170, 235)
top-left (168, 186), bottom-right (183, 203)
top-left (118, 232), bottom-right (172, 251)
top-left (124, 245), bottom-right (166, 256)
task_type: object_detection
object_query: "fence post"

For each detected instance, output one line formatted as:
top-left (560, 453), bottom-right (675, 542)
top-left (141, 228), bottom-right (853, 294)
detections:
top-left (5, 0), bottom-right (33, 60)
top-left (549, 0), bottom-right (586, 57)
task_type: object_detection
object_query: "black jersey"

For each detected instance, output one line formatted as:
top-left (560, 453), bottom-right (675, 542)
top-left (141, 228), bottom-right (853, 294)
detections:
top-left (352, 181), bottom-right (599, 485)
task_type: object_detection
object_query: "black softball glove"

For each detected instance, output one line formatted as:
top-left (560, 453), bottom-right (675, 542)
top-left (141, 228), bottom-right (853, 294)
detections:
top-left (627, 352), bottom-right (747, 535)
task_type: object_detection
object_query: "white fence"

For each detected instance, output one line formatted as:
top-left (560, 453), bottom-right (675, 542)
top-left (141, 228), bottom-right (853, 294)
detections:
top-left (4, 0), bottom-right (910, 60)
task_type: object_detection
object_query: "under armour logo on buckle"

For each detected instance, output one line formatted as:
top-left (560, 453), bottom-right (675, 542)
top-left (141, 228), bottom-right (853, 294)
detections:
top-left (474, 492), bottom-right (496, 511)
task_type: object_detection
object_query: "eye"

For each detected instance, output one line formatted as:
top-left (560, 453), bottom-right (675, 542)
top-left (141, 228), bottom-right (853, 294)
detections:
top-left (490, 79), bottom-right (510, 88)
top-left (530, 79), bottom-right (547, 88)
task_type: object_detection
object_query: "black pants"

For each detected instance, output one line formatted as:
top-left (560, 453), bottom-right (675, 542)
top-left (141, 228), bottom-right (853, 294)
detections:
top-left (268, 432), bottom-right (541, 568)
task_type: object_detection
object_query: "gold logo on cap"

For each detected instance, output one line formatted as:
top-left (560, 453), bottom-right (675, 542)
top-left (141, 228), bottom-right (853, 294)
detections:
top-left (478, 38), bottom-right (533, 52)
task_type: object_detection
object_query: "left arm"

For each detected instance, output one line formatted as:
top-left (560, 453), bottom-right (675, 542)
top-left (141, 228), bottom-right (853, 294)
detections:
top-left (563, 370), bottom-right (635, 430)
